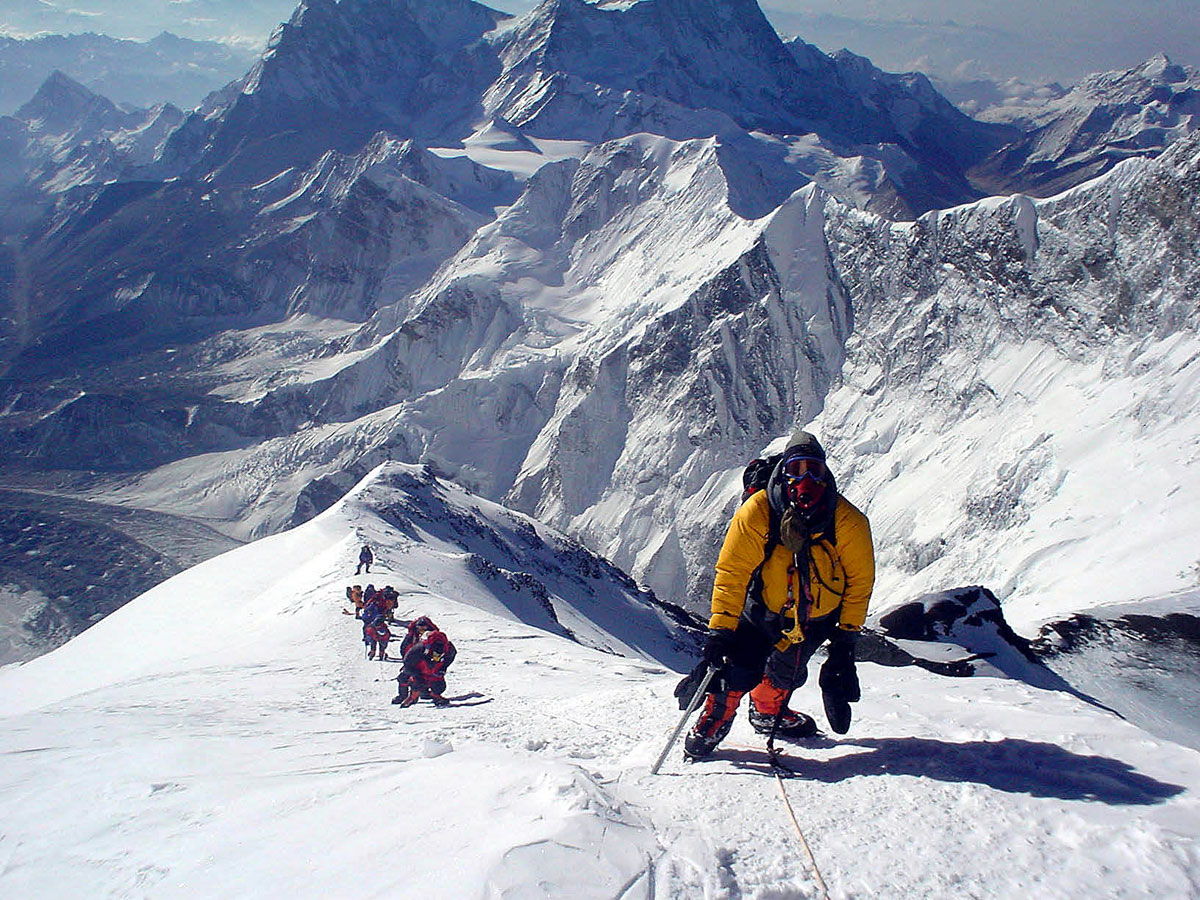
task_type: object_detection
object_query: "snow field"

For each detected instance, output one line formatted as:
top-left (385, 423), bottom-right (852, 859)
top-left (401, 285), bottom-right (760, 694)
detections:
top-left (2, 475), bottom-right (1200, 898)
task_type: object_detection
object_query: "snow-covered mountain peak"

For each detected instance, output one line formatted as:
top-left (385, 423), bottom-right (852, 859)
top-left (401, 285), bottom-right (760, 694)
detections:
top-left (170, 0), bottom-right (512, 184)
top-left (1136, 52), bottom-right (1190, 84)
top-left (492, 0), bottom-right (831, 138)
top-left (274, 0), bottom-right (510, 56)
top-left (462, 116), bottom-right (541, 153)
top-left (1075, 52), bottom-right (1199, 103)
top-left (16, 69), bottom-right (99, 115)
top-left (252, 0), bottom-right (509, 90)
top-left (124, 0), bottom-right (1006, 216)
top-left (15, 70), bottom-right (129, 137)
top-left (401, 131), bottom-right (765, 342)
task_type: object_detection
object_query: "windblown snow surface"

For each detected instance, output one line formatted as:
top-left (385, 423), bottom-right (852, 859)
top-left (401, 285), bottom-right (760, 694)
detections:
top-left (1, 464), bottom-right (1198, 899)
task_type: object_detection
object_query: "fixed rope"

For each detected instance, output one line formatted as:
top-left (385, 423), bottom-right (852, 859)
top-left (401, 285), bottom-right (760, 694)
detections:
top-left (773, 770), bottom-right (830, 900)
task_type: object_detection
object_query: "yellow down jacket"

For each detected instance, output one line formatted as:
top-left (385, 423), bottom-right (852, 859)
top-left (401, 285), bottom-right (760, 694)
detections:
top-left (708, 489), bottom-right (875, 648)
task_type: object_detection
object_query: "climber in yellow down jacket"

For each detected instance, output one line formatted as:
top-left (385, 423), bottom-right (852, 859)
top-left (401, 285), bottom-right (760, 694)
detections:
top-left (685, 429), bottom-right (875, 759)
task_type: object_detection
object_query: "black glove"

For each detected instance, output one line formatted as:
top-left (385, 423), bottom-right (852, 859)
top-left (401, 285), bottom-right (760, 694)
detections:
top-left (702, 628), bottom-right (737, 666)
top-left (819, 632), bottom-right (860, 703)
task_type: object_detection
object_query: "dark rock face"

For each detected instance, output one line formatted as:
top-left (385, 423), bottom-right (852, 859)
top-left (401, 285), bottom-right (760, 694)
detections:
top-left (1035, 611), bottom-right (1200, 657)
top-left (877, 585), bottom-right (1040, 663)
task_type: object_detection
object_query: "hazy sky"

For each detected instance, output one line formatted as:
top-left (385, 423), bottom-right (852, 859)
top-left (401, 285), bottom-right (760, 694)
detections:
top-left (1, 0), bottom-right (1196, 85)
top-left (762, 0), bottom-right (1200, 83)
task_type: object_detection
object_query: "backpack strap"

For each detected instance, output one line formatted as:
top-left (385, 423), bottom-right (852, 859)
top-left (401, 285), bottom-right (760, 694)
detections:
top-left (763, 500), bottom-right (781, 562)
top-left (739, 496), bottom-right (786, 641)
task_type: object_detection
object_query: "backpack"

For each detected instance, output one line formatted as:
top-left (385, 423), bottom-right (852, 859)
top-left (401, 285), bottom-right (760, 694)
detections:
top-left (741, 453), bottom-right (783, 559)
top-left (366, 617), bottom-right (390, 643)
top-left (741, 453), bottom-right (781, 503)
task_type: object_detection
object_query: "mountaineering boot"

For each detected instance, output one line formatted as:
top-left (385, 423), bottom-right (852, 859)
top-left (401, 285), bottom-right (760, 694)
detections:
top-left (748, 677), bottom-right (816, 736)
top-left (683, 690), bottom-right (743, 759)
top-left (748, 706), bottom-right (817, 737)
top-left (430, 693), bottom-right (450, 708)
top-left (683, 729), bottom-right (721, 759)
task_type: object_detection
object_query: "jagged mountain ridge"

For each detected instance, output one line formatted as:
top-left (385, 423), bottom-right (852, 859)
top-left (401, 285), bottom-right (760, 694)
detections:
top-left (157, 0), bottom-right (1010, 216)
top-left (56, 131), bottom-right (1200, 636)
top-left (973, 54), bottom-right (1200, 196)
top-left (813, 132), bottom-right (1200, 629)
top-left (69, 132), bottom-right (841, 535)
top-left (0, 72), bottom-right (184, 195)
top-left (491, 0), bottom-right (878, 141)
top-left (0, 126), bottom-right (512, 379)
top-left (1, 0), bottom-right (1183, 373)
top-left (161, 0), bottom-right (512, 185)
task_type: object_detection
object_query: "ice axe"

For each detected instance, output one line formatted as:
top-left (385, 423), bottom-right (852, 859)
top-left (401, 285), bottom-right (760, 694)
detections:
top-left (650, 664), bottom-right (718, 775)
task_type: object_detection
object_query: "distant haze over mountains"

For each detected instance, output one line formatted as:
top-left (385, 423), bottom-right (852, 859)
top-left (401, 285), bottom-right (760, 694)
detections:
top-left (0, 32), bottom-right (258, 115)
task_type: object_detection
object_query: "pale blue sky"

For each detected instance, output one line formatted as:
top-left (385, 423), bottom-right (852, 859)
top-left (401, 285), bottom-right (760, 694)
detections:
top-left (1, 0), bottom-right (1196, 84)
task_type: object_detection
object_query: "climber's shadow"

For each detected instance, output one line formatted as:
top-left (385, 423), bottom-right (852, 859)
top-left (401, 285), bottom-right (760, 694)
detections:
top-left (781, 736), bottom-right (1184, 806)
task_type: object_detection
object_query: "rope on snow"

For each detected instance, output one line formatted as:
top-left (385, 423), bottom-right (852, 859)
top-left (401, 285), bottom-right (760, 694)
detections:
top-left (773, 770), bottom-right (831, 900)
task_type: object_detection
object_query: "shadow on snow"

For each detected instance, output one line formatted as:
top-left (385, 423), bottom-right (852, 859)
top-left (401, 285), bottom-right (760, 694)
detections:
top-left (708, 737), bottom-right (1184, 805)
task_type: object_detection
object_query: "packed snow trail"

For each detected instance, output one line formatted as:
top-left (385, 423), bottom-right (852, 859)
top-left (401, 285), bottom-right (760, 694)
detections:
top-left (1, 466), bottom-right (1199, 899)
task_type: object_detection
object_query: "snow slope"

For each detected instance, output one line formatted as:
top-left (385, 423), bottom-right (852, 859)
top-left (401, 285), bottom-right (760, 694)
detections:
top-left (813, 138), bottom-right (1200, 636)
top-left (1, 463), bottom-right (1198, 899)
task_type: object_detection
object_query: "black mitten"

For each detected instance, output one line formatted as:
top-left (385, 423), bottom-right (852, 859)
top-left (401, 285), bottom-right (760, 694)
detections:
top-left (820, 637), bottom-right (861, 703)
top-left (819, 632), bottom-right (860, 734)
top-left (673, 660), bottom-right (709, 710)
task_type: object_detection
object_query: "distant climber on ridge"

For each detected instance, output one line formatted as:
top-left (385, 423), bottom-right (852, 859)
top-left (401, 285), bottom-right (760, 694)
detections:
top-left (356, 544), bottom-right (374, 575)
top-left (684, 430), bottom-right (876, 759)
